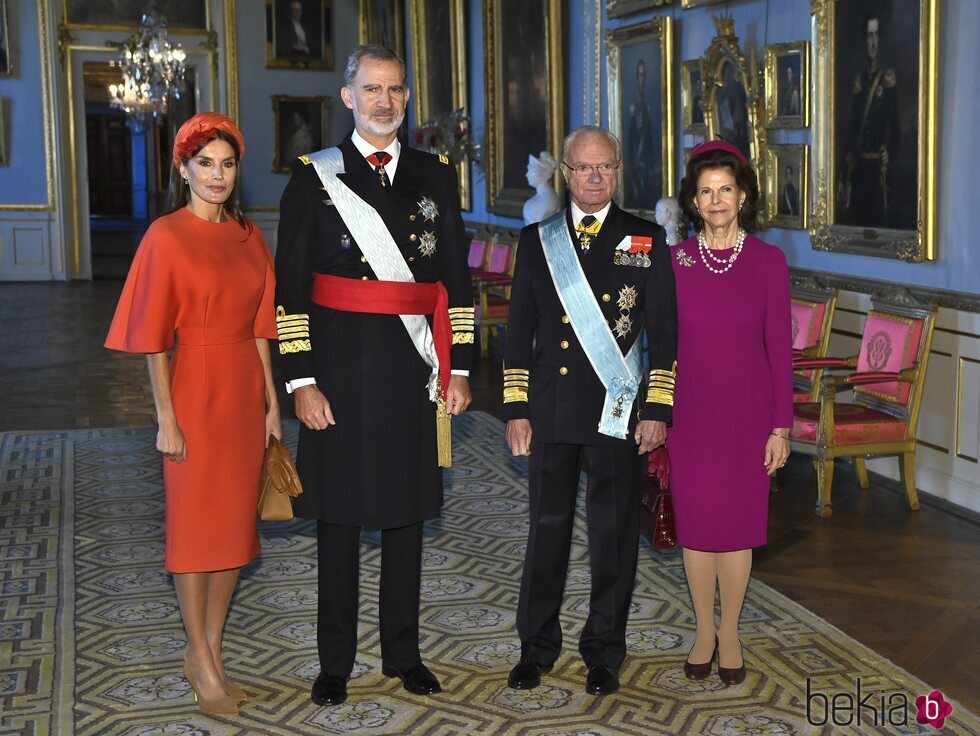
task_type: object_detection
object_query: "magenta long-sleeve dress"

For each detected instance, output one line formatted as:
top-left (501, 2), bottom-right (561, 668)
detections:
top-left (666, 234), bottom-right (793, 551)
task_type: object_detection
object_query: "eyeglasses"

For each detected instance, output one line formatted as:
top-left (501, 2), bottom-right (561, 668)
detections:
top-left (562, 161), bottom-right (620, 177)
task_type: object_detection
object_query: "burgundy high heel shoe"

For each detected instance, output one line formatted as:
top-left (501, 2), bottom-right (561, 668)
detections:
top-left (717, 641), bottom-right (747, 686)
top-left (684, 635), bottom-right (718, 681)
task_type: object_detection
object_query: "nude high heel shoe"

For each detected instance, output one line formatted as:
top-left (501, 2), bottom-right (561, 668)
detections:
top-left (183, 656), bottom-right (239, 715)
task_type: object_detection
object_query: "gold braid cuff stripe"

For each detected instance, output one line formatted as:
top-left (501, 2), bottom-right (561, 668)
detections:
top-left (279, 339), bottom-right (312, 355)
top-left (277, 327), bottom-right (310, 339)
top-left (504, 368), bottom-right (530, 377)
top-left (647, 388), bottom-right (674, 406)
top-left (504, 387), bottom-right (529, 403)
top-left (453, 333), bottom-right (475, 344)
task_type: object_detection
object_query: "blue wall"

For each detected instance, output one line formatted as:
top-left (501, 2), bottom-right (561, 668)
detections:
top-left (440, 0), bottom-right (976, 295)
top-left (0, 0), bottom-right (50, 206)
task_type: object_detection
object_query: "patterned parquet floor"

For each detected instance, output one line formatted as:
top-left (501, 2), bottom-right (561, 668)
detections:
top-left (1, 281), bottom-right (978, 719)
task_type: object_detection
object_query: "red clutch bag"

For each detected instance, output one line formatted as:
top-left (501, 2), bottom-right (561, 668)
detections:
top-left (640, 446), bottom-right (676, 549)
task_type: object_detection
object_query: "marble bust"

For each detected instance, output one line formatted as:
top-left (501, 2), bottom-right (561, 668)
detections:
top-left (654, 196), bottom-right (685, 245)
top-left (522, 152), bottom-right (562, 225)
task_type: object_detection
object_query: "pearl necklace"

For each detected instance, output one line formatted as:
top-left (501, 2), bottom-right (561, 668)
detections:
top-left (698, 229), bottom-right (746, 274)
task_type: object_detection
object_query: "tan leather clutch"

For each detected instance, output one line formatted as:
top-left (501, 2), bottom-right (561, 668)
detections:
top-left (258, 435), bottom-right (303, 521)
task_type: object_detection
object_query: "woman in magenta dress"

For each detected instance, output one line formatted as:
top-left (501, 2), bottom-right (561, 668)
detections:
top-left (667, 140), bottom-right (792, 686)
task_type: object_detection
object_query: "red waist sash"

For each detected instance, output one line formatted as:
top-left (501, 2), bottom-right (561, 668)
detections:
top-left (311, 273), bottom-right (451, 401)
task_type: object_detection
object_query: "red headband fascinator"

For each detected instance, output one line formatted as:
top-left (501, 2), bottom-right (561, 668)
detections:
top-left (172, 112), bottom-right (245, 169)
top-left (690, 139), bottom-right (749, 167)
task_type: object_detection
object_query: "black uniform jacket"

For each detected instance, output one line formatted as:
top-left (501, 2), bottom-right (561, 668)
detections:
top-left (502, 203), bottom-right (677, 446)
top-left (274, 136), bottom-right (474, 529)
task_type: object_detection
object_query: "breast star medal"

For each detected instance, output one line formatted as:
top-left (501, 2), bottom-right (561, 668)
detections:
top-left (676, 248), bottom-right (695, 267)
top-left (417, 196), bottom-right (439, 222)
top-left (613, 313), bottom-right (633, 339)
top-left (418, 231), bottom-right (438, 257)
top-left (340, 234), bottom-right (351, 250)
top-left (617, 285), bottom-right (638, 311)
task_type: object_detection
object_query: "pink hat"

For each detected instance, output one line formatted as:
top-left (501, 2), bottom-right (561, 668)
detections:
top-left (690, 139), bottom-right (750, 167)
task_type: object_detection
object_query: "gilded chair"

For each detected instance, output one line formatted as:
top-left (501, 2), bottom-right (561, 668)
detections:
top-left (474, 235), bottom-right (518, 357)
top-left (468, 238), bottom-right (490, 272)
top-left (791, 285), bottom-right (839, 402)
top-left (790, 295), bottom-right (938, 518)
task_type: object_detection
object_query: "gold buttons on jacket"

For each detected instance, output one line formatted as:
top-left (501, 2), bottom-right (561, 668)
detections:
top-left (559, 367), bottom-right (568, 375)
top-left (562, 315), bottom-right (570, 324)
top-left (602, 293), bottom-right (611, 302)
top-left (409, 256), bottom-right (416, 262)
top-left (409, 214), bottom-right (417, 221)
top-left (560, 340), bottom-right (569, 349)
top-left (410, 234), bottom-right (418, 241)
top-left (360, 255), bottom-right (367, 262)
top-left (361, 276), bottom-right (369, 280)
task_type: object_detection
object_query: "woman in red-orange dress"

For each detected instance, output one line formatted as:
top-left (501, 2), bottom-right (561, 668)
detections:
top-left (105, 113), bottom-right (279, 716)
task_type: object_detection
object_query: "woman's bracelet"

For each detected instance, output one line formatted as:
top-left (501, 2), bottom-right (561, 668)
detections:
top-left (770, 431), bottom-right (789, 439)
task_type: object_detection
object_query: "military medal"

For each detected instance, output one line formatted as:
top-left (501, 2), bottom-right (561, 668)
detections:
top-left (340, 234), bottom-right (351, 250)
top-left (417, 196), bottom-right (439, 222)
top-left (617, 285), bottom-right (638, 311)
top-left (613, 313), bottom-right (633, 339)
top-left (578, 233), bottom-right (593, 252)
top-left (419, 231), bottom-right (437, 257)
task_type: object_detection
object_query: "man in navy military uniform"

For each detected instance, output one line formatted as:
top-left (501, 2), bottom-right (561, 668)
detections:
top-left (274, 44), bottom-right (474, 706)
top-left (503, 126), bottom-right (677, 696)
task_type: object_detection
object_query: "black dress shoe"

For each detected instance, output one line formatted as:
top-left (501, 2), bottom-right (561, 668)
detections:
top-left (684, 636), bottom-right (718, 681)
top-left (507, 659), bottom-right (553, 690)
top-left (311, 673), bottom-right (348, 706)
top-left (585, 665), bottom-right (619, 696)
top-left (718, 642), bottom-right (747, 686)
top-left (381, 663), bottom-right (442, 695)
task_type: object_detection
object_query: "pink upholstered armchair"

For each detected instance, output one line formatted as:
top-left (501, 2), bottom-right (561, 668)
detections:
top-left (791, 285), bottom-right (839, 402)
top-left (789, 296), bottom-right (938, 518)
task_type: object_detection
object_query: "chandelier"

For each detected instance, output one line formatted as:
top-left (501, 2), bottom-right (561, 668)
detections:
top-left (108, 1), bottom-right (187, 129)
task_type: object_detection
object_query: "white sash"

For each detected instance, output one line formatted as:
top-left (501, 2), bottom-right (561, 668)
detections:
top-left (306, 147), bottom-right (440, 402)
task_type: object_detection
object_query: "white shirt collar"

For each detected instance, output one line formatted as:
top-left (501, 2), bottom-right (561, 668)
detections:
top-left (570, 200), bottom-right (612, 228)
top-left (351, 129), bottom-right (400, 182)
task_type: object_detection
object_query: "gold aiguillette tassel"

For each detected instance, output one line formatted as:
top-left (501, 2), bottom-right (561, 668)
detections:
top-left (436, 400), bottom-right (453, 468)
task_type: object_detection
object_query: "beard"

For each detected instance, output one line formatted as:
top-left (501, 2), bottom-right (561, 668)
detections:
top-left (354, 103), bottom-right (404, 138)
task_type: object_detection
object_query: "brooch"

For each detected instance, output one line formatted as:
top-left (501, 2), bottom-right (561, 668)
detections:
top-left (613, 313), bottom-right (633, 340)
top-left (418, 231), bottom-right (437, 257)
top-left (617, 285), bottom-right (638, 311)
top-left (675, 248), bottom-right (695, 267)
top-left (417, 196), bottom-right (439, 222)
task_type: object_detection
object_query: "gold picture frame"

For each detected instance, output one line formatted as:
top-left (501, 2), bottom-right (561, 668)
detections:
top-left (0, 97), bottom-right (7, 165)
top-left (810, 0), bottom-right (938, 262)
top-left (358, 0), bottom-right (405, 60)
top-left (681, 0), bottom-right (726, 8)
top-left (265, 0), bottom-right (333, 70)
top-left (409, 0), bottom-right (469, 209)
top-left (767, 144), bottom-right (809, 230)
top-left (606, 17), bottom-right (674, 217)
top-left (681, 59), bottom-right (707, 136)
top-left (61, 0), bottom-right (210, 33)
top-left (272, 95), bottom-right (330, 173)
top-left (484, 0), bottom-right (563, 218)
top-left (701, 16), bottom-right (767, 224)
top-left (0, 0), bottom-right (10, 76)
top-left (606, 0), bottom-right (671, 20)
top-left (765, 40), bottom-right (809, 129)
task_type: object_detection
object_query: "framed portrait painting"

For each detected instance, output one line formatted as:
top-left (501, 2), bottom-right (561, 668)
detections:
top-left (681, 60), bottom-right (706, 136)
top-left (272, 95), bottom-right (330, 173)
top-left (359, 0), bottom-right (405, 59)
top-left (266, 0), bottom-right (333, 70)
top-left (811, 0), bottom-right (938, 261)
top-left (484, 0), bottom-right (563, 218)
top-left (767, 144), bottom-right (809, 229)
top-left (0, 0), bottom-right (9, 76)
top-left (607, 19), bottom-right (674, 216)
top-left (765, 41), bottom-right (809, 128)
top-left (63, 0), bottom-right (209, 31)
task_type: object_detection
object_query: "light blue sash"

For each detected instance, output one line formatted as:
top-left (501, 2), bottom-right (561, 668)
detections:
top-left (538, 211), bottom-right (642, 439)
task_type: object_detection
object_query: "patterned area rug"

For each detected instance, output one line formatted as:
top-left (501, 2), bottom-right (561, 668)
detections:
top-left (1, 412), bottom-right (977, 735)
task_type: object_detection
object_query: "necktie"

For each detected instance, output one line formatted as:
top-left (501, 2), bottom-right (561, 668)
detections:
top-left (576, 215), bottom-right (600, 251)
top-left (367, 151), bottom-right (392, 188)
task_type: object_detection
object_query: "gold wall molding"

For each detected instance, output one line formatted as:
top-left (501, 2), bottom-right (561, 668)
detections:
top-left (223, 0), bottom-right (238, 121)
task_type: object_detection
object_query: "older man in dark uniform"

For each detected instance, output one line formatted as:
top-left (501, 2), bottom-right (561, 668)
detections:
top-left (841, 10), bottom-right (899, 228)
top-left (275, 44), bottom-right (474, 707)
top-left (503, 126), bottom-right (677, 696)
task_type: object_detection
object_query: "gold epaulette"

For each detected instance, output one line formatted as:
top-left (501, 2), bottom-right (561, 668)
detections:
top-left (298, 154), bottom-right (312, 165)
top-left (503, 367), bottom-right (530, 404)
top-left (646, 361), bottom-right (677, 407)
top-left (449, 306), bottom-right (475, 344)
top-left (276, 306), bottom-right (312, 354)
top-left (438, 154), bottom-right (450, 165)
